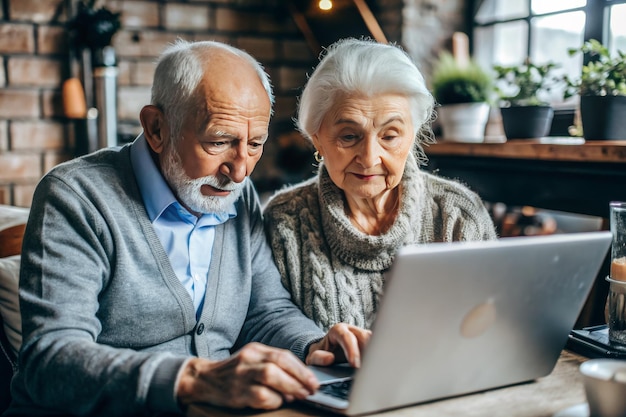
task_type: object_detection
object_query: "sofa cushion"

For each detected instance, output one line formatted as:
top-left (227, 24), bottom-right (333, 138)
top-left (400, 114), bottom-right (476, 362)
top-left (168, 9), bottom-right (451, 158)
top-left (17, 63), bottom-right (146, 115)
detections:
top-left (0, 205), bottom-right (29, 258)
top-left (0, 205), bottom-right (29, 359)
top-left (0, 255), bottom-right (21, 356)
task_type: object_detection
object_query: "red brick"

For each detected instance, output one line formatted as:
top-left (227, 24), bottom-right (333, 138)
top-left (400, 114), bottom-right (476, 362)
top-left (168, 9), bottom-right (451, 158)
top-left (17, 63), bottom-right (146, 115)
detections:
top-left (281, 40), bottom-right (316, 63)
top-left (43, 151), bottom-right (71, 174)
top-left (133, 60), bottom-right (156, 86)
top-left (116, 61), bottom-right (132, 86)
top-left (10, 120), bottom-right (67, 150)
top-left (7, 56), bottom-right (63, 87)
top-left (0, 186), bottom-right (9, 205)
top-left (38, 25), bottom-right (68, 54)
top-left (277, 66), bottom-right (307, 92)
top-left (0, 23), bottom-right (35, 53)
top-left (236, 37), bottom-right (276, 62)
top-left (13, 182), bottom-right (37, 207)
top-left (9, 0), bottom-right (66, 24)
top-left (117, 86), bottom-right (150, 122)
top-left (0, 89), bottom-right (40, 118)
top-left (164, 3), bottom-right (211, 31)
top-left (41, 89), bottom-right (64, 118)
top-left (105, 1), bottom-right (159, 28)
top-left (113, 30), bottom-right (182, 58)
top-left (0, 153), bottom-right (42, 182)
top-left (0, 121), bottom-right (7, 151)
top-left (259, 13), bottom-right (294, 34)
top-left (274, 95), bottom-right (298, 121)
top-left (215, 9), bottom-right (256, 32)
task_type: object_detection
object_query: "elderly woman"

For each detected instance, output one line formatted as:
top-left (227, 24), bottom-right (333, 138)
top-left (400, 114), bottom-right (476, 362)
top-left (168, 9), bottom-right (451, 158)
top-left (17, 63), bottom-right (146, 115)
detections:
top-left (263, 38), bottom-right (497, 332)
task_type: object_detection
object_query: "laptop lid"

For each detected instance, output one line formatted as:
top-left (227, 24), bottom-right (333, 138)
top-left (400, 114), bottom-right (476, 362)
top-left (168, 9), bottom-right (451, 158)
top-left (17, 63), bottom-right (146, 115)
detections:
top-left (305, 231), bottom-right (611, 415)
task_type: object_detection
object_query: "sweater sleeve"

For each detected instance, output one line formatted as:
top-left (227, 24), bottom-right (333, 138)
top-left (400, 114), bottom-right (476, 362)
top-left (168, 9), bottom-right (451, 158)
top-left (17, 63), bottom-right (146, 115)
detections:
top-left (263, 195), bottom-right (304, 307)
top-left (12, 175), bottom-right (186, 416)
top-left (234, 184), bottom-right (324, 361)
top-left (430, 176), bottom-right (498, 242)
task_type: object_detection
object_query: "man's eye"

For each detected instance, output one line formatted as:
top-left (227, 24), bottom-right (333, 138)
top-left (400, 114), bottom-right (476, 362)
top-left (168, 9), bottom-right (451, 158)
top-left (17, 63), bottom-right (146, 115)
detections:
top-left (204, 141), bottom-right (229, 149)
top-left (249, 142), bottom-right (264, 154)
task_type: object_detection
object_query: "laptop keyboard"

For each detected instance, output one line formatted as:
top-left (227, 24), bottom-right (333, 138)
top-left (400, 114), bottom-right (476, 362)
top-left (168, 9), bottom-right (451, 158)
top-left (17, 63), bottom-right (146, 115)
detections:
top-left (318, 379), bottom-right (353, 400)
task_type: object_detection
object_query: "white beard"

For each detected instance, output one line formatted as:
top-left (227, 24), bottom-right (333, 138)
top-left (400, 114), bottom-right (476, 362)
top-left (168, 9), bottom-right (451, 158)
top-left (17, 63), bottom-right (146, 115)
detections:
top-left (161, 145), bottom-right (244, 215)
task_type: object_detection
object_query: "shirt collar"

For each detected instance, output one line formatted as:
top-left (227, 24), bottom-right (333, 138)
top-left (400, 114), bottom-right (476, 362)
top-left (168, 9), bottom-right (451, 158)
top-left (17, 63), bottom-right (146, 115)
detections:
top-left (130, 133), bottom-right (237, 224)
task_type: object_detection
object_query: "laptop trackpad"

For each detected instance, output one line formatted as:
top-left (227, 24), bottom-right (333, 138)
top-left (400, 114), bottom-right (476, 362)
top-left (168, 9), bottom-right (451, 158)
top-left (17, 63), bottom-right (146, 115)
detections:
top-left (309, 364), bottom-right (355, 384)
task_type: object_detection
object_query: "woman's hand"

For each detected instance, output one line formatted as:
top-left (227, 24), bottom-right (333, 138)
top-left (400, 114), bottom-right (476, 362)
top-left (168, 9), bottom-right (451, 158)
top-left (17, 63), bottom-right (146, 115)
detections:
top-left (306, 323), bottom-right (372, 368)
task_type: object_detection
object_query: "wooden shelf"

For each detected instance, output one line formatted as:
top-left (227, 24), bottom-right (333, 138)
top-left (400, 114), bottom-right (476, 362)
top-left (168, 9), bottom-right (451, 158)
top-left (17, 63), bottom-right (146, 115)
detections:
top-left (427, 137), bottom-right (626, 163)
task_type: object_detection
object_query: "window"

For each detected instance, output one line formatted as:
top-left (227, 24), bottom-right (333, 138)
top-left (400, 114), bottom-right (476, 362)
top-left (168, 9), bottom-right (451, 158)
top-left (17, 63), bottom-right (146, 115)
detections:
top-left (473, 0), bottom-right (626, 105)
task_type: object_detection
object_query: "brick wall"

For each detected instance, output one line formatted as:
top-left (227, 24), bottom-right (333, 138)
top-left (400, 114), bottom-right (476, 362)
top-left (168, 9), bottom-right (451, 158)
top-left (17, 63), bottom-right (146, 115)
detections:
top-left (0, 0), bottom-right (465, 207)
top-left (0, 0), bottom-right (316, 206)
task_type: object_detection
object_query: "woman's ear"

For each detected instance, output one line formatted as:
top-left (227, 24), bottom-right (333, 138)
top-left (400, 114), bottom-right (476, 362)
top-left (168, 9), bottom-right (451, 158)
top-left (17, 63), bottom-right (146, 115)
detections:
top-left (311, 134), bottom-right (321, 156)
top-left (140, 105), bottom-right (167, 154)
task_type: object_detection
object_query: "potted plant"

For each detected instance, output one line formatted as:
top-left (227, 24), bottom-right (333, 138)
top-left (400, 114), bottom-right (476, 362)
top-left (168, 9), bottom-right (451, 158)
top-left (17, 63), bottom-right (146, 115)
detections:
top-left (493, 59), bottom-right (561, 139)
top-left (431, 52), bottom-right (493, 143)
top-left (563, 39), bottom-right (626, 140)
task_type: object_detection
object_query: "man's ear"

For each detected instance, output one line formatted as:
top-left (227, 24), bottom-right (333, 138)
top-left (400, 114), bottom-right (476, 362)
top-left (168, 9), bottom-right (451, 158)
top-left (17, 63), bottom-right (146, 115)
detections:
top-left (140, 105), bottom-right (167, 154)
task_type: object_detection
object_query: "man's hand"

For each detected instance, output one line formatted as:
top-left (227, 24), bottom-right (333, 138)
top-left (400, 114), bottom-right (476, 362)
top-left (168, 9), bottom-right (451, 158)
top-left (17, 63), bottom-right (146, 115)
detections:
top-left (306, 323), bottom-right (371, 368)
top-left (177, 342), bottom-right (319, 410)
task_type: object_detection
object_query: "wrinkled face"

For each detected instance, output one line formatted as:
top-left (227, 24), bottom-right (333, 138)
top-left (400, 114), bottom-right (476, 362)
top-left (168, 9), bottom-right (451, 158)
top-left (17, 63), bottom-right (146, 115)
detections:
top-left (161, 53), bottom-right (271, 214)
top-left (312, 93), bottom-right (414, 201)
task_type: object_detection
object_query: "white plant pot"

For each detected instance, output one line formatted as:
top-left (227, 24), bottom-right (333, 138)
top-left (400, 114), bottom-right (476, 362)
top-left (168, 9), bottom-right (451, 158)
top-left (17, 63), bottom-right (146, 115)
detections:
top-left (437, 102), bottom-right (490, 143)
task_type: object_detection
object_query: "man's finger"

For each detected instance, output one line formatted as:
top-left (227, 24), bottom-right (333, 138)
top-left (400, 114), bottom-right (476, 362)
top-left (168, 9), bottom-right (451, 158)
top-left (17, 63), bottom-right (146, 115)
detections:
top-left (262, 346), bottom-right (319, 392)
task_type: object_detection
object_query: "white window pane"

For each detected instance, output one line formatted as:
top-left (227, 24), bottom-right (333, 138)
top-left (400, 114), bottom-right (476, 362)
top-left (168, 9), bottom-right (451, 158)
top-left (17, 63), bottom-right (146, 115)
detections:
top-left (476, 0), bottom-right (528, 24)
top-left (531, 0), bottom-right (586, 15)
top-left (475, 21), bottom-right (528, 69)
top-left (608, 4), bottom-right (626, 55)
top-left (530, 11), bottom-right (585, 103)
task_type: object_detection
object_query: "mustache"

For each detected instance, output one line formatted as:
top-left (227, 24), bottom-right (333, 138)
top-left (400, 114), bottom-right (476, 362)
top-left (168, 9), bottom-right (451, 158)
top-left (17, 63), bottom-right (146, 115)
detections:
top-left (193, 175), bottom-right (244, 192)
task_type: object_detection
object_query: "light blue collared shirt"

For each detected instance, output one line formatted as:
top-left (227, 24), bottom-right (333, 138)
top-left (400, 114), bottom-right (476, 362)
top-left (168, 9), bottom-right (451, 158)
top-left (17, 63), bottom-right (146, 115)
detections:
top-left (130, 135), bottom-right (236, 318)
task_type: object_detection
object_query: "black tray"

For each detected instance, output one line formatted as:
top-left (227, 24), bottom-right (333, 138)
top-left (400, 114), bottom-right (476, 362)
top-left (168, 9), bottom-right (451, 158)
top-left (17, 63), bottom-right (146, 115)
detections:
top-left (566, 325), bottom-right (626, 359)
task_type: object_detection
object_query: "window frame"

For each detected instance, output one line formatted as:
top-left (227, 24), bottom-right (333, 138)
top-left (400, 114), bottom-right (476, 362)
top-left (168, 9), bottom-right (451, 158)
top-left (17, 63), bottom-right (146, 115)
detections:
top-left (470, 0), bottom-right (626, 62)
top-left (469, 0), bottom-right (626, 134)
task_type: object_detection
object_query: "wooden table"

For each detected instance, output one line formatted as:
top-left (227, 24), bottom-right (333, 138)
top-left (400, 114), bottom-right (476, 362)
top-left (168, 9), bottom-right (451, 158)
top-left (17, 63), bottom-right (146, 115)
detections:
top-left (424, 138), bottom-right (626, 326)
top-left (188, 350), bottom-right (588, 417)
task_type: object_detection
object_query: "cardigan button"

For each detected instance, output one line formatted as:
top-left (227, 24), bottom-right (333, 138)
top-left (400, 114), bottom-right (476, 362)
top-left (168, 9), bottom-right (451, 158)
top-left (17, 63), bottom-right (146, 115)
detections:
top-left (196, 323), bottom-right (205, 335)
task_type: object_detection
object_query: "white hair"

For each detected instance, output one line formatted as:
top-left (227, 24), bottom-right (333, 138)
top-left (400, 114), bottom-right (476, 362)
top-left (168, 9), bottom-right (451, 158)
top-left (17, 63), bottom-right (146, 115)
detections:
top-left (151, 39), bottom-right (274, 142)
top-left (297, 38), bottom-right (435, 163)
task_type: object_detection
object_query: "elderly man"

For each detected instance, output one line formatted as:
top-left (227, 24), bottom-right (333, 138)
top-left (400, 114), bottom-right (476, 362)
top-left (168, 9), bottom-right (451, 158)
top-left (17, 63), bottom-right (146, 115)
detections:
top-left (6, 40), bottom-right (369, 416)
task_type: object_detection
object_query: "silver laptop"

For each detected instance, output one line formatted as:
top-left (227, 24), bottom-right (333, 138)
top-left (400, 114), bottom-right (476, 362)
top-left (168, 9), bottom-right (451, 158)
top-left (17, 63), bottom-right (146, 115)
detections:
top-left (305, 231), bottom-right (612, 415)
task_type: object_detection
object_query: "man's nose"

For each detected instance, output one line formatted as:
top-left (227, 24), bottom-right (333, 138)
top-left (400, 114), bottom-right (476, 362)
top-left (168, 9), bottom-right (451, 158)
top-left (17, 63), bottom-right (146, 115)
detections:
top-left (221, 143), bottom-right (248, 183)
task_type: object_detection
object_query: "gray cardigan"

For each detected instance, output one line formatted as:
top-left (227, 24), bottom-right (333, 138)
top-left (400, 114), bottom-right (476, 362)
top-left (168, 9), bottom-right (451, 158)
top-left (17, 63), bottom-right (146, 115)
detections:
top-left (7, 143), bottom-right (324, 416)
top-left (264, 153), bottom-right (497, 332)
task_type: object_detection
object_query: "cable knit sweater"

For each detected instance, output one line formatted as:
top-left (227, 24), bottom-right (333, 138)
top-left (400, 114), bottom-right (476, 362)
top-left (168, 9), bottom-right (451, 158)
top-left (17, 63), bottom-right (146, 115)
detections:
top-left (263, 153), bottom-right (497, 332)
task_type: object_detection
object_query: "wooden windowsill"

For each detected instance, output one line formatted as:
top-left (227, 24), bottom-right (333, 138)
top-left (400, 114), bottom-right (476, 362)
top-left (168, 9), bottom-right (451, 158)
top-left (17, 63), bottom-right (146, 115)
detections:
top-left (426, 137), bottom-right (626, 163)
